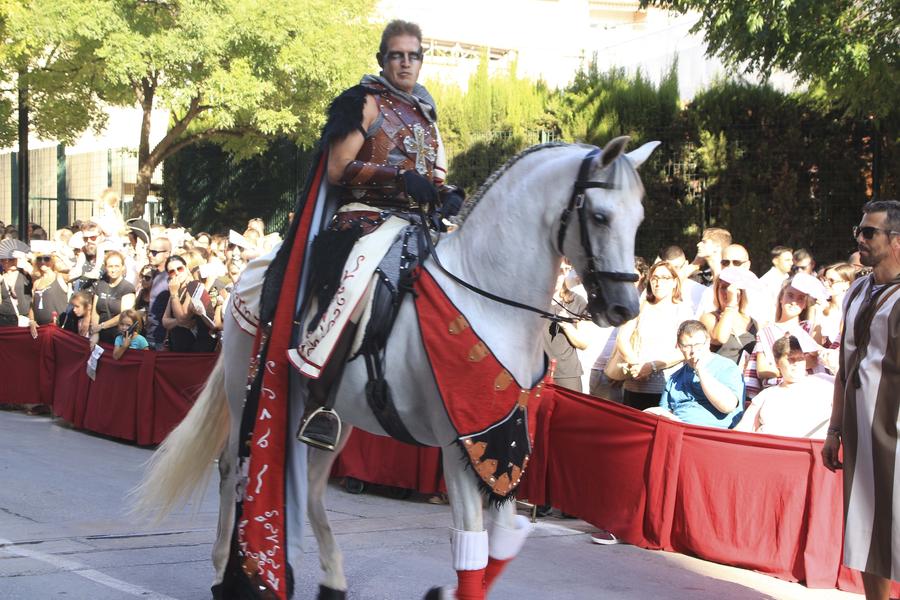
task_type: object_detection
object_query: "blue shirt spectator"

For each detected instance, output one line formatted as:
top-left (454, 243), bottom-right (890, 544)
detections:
top-left (651, 320), bottom-right (744, 428)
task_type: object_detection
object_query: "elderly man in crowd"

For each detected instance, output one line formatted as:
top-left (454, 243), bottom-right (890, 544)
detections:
top-left (646, 319), bottom-right (744, 428)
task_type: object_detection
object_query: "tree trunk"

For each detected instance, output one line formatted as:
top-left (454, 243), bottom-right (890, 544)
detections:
top-left (129, 78), bottom-right (156, 219)
top-left (17, 72), bottom-right (29, 239)
top-left (131, 164), bottom-right (155, 220)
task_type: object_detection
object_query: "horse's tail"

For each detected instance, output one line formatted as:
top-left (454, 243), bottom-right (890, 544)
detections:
top-left (131, 352), bottom-right (230, 521)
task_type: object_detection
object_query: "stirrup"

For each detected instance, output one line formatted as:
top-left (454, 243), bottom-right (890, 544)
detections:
top-left (296, 407), bottom-right (342, 452)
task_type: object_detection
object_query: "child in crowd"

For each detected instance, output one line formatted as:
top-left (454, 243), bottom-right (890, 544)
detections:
top-left (112, 308), bottom-right (149, 359)
top-left (59, 291), bottom-right (93, 337)
top-left (733, 336), bottom-right (833, 438)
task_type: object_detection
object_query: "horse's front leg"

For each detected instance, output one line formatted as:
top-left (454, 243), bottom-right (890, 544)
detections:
top-left (483, 496), bottom-right (532, 595)
top-left (308, 425), bottom-right (354, 599)
top-left (427, 443), bottom-right (489, 600)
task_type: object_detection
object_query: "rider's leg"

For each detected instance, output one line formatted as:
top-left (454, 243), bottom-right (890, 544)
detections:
top-left (297, 322), bottom-right (359, 450)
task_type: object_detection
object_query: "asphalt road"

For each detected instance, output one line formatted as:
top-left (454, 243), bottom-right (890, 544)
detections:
top-left (0, 409), bottom-right (860, 600)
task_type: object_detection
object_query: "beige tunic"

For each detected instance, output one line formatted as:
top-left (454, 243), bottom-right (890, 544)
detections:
top-left (839, 275), bottom-right (900, 579)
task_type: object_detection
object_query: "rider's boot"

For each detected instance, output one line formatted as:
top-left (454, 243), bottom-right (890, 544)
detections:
top-left (296, 324), bottom-right (357, 451)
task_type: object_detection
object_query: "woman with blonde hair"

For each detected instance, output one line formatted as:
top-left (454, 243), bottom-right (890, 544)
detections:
top-left (93, 187), bottom-right (128, 240)
top-left (616, 261), bottom-right (693, 409)
top-left (28, 248), bottom-right (70, 330)
top-left (814, 262), bottom-right (856, 348)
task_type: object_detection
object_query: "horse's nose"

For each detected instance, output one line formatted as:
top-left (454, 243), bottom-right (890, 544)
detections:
top-left (607, 304), bottom-right (636, 327)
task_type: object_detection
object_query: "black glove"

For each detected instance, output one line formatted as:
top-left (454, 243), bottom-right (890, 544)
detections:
top-left (438, 188), bottom-right (464, 219)
top-left (401, 170), bottom-right (438, 206)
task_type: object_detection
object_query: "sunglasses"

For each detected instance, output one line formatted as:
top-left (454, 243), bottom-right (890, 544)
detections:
top-left (148, 249), bottom-right (169, 256)
top-left (721, 259), bottom-right (746, 267)
top-left (385, 50), bottom-right (423, 63)
top-left (35, 256), bottom-right (53, 263)
top-left (853, 225), bottom-right (899, 240)
top-left (141, 274), bottom-right (153, 281)
top-left (167, 265), bottom-right (186, 276)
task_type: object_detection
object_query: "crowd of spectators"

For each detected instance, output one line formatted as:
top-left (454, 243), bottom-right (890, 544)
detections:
top-left (0, 188), bottom-right (278, 359)
top-left (547, 225), bottom-right (868, 443)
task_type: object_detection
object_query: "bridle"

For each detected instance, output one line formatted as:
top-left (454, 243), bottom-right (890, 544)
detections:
top-left (423, 146), bottom-right (637, 324)
top-left (556, 147), bottom-right (639, 312)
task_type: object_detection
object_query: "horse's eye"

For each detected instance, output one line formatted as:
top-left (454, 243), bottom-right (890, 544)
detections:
top-left (593, 213), bottom-right (609, 226)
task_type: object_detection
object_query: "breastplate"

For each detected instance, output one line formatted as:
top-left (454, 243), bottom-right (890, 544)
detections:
top-left (340, 88), bottom-right (439, 209)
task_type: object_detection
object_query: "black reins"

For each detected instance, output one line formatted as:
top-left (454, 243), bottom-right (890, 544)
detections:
top-left (421, 146), bottom-right (637, 324)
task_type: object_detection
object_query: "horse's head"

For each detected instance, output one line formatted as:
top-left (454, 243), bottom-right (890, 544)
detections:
top-left (561, 137), bottom-right (659, 327)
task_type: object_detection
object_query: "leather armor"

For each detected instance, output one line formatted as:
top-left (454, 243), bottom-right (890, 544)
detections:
top-left (337, 83), bottom-right (443, 210)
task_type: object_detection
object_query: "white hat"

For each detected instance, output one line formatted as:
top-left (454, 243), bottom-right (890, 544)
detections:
top-left (29, 240), bottom-right (55, 256)
top-left (789, 271), bottom-right (829, 302)
top-left (718, 266), bottom-right (759, 290)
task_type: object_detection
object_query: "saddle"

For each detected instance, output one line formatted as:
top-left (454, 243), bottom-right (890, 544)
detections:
top-left (296, 214), bottom-right (431, 446)
top-left (355, 222), bottom-right (430, 445)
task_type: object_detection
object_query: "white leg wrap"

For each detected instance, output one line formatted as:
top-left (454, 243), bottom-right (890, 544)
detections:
top-left (450, 528), bottom-right (489, 571)
top-left (489, 515), bottom-right (533, 561)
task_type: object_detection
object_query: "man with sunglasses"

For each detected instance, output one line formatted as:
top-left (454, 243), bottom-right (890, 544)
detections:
top-left (145, 238), bottom-right (172, 350)
top-left (232, 20), bottom-right (463, 451)
top-left (823, 200), bottom-right (900, 600)
top-left (69, 223), bottom-right (104, 293)
top-left (219, 21), bottom-right (470, 597)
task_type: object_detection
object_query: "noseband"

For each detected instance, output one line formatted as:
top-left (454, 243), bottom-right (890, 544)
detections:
top-left (556, 148), bottom-right (639, 307)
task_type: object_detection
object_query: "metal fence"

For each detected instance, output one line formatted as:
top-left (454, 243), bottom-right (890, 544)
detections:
top-left (0, 145), bottom-right (163, 232)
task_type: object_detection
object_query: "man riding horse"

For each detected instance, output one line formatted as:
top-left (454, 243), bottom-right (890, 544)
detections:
top-left (233, 19), bottom-right (463, 452)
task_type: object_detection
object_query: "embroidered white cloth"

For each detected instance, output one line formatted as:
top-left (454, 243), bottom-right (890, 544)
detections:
top-left (288, 214), bottom-right (408, 378)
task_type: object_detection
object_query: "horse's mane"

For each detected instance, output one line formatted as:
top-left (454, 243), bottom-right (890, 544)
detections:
top-left (456, 142), bottom-right (571, 224)
top-left (454, 141), bottom-right (643, 225)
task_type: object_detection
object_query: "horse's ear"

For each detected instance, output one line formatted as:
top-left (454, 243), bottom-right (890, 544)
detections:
top-left (625, 141), bottom-right (661, 169)
top-left (599, 136), bottom-right (631, 168)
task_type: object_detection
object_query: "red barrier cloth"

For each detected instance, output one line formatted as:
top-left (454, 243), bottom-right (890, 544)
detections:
top-left (6, 328), bottom-right (900, 596)
top-left (544, 385), bottom-right (900, 596)
top-left (332, 429), bottom-right (444, 495)
top-left (150, 351), bottom-right (216, 444)
top-left (0, 326), bottom-right (42, 405)
top-left (49, 328), bottom-right (93, 427)
top-left (5, 326), bottom-right (216, 445)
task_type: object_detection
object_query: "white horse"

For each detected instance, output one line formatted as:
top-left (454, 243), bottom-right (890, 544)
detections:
top-left (135, 137), bottom-right (658, 599)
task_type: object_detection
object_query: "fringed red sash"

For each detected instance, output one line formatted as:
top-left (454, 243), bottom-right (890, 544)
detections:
top-left (236, 158), bottom-right (326, 599)
top-left (414, 267), bottom-right (545, 499)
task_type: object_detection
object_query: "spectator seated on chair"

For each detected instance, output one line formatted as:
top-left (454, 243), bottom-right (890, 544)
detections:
top-left (733, 336), bottom-right (833, 438)
top-left (645, 320), bottom-right (744, 429)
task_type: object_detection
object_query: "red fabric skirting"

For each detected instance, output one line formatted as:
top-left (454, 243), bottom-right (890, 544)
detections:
top-left (3, 327), bottom-right (897, 595)
top-left (329, 383), bottom-right (899, 596)
top-left (1, 325), bottom-right (215, 445)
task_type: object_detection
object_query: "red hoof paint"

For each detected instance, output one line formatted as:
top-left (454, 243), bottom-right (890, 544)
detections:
top-left (483, 557), bottom-right (510, 594)
top-left (455, 568), bottom-right (485, 600)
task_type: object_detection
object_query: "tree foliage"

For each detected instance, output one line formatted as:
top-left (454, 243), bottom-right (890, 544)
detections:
top-left (427, 53), bottom-right (555, 192)
top-left (0, 0), bottom-right (108, 146)
top-left (0, 0), bottom-right (378, 216)
top-left (641, 0), bottom-right (900, 120)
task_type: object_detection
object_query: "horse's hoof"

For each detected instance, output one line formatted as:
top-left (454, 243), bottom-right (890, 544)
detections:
top-left (317, 584), bottom-right (347, 599)
top-left (424, 586), bottom-right (454, 600)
